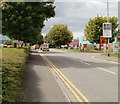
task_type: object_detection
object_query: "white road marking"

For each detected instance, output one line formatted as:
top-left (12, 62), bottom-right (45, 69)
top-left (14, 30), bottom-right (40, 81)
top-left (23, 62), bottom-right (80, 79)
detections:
top-left (74, 59), bottom-right (91, 65)
top-left (97, 67), bottom-right (116, 75)
top-left (81, 61), bottom-right (91, 65)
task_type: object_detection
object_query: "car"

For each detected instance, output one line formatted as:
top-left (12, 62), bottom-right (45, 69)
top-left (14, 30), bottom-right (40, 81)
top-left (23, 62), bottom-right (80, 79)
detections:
top-left (40, 43), bottom-right (49, 51)
top-left (7, 45), bottom-right (14, 48)
top-left (3, 44), bottom-right (14, 48)
top-left (94, 46), bottom-right (99, 50)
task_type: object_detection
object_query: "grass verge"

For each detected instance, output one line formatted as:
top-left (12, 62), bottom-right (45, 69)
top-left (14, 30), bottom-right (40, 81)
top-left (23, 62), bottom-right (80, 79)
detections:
top-left (60, 48), bottom-right (103, 53)
top-left (2, 47), bottom-right (29, 102)
top-left (101, 53), bottom-right (120, 58)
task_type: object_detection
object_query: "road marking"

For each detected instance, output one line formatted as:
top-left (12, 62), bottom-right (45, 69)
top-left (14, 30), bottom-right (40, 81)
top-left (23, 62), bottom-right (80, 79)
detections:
top-left (40, 53), bottom-right (91, 104)
top-left (97, 67), bottom-right (116, 75)
top-left (80, 61), bottom-right (91, 65)
top-left (41, 54), bottom-right (83, 103)
top-left (74, 59), bottom-right (91, 65)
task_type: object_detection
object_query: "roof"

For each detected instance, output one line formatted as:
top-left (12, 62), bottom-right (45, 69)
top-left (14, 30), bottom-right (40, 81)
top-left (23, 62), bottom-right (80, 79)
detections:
top-left (68, 41), bottom-right (74, 46)
top-left (81, 41), bottom-right (90, 44)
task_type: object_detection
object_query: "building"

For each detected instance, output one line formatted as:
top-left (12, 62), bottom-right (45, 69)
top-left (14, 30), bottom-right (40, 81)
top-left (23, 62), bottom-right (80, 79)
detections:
top-left (67, 39), bottom-right (79, 49)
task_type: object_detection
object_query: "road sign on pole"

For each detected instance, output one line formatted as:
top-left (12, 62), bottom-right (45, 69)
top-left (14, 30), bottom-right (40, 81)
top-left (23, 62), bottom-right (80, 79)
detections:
top-left (117, 32), bottom-right (120, 42)
top-left (103, 23), bottom-right (112, 38)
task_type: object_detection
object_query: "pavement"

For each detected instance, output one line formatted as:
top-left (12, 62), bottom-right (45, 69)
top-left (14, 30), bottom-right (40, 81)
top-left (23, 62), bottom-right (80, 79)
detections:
top-left (93, 53), bottom-right (119, 63)
top-left (63, 49), bottom-right (119, 63)
top-left (22, 50), bottom-right (67, 102)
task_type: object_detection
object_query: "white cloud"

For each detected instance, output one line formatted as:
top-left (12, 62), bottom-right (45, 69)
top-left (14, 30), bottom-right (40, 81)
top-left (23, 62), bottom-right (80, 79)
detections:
top-left (42, 1), bottom-right (118, 38)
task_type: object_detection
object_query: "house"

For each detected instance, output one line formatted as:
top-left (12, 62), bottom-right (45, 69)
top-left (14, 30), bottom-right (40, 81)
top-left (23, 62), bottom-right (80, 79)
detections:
top-left (67, 39), bottom-right (79, 49)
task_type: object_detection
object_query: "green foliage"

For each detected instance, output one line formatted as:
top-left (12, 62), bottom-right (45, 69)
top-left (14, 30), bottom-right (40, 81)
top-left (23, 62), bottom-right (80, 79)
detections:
top-left (45, 24), bottom-right (73, 47)
top-left (101, 53), bottom-right (120, 58)
top-left (84, 16), bottom-right (118, 43)
top-left (2, 2), bottom-right (55, 43)
top-left (63, 48), bottom-right (103, 53)
top-left (2, 48), bottom-right (29, 102)
top-left (4, 39), bottom-right (14, 45)
top-left (31, 33), bottom-right (43, 45)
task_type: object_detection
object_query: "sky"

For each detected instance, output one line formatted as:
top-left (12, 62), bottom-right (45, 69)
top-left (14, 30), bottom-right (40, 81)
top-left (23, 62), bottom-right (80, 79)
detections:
top-left (1, 0), bottom-right (119, 41)
top-left (42, 0), bottom-right (119, 39)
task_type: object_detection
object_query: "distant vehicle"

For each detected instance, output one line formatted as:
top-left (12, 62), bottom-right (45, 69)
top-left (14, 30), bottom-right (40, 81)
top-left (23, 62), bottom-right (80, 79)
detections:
top-left (94, 46), bottom-right (100, 50)
top-left (3, 44), bottom-right (14, 48)
top-left (35, 44), bottom-right (40, 49)
top-left (40, 43), bottom-right (49, 51)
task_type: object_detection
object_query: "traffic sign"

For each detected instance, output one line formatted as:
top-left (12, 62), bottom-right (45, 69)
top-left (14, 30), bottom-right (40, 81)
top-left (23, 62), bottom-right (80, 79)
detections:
top-left (117, 32), bottom-right (120, 42)
top-left (103, 23), bottom-right (112, 38)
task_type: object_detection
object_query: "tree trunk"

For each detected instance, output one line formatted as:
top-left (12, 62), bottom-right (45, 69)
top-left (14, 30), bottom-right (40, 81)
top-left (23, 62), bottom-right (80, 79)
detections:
top-left (14, 43), bottom-right (17, 48)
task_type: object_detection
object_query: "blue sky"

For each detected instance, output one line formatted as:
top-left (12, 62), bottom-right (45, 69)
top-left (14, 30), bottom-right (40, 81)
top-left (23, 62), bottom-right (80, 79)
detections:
top-left (0, 34), bottom-right (9, 40)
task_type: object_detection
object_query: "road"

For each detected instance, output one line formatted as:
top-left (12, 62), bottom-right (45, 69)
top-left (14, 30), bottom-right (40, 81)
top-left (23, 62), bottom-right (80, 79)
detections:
top-left (39, 49), bottom-right (118, 102)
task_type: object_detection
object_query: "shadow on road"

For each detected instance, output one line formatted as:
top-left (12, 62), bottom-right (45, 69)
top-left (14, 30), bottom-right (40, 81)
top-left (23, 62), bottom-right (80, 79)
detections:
top-left (45, 55), bottom-right (117, 70)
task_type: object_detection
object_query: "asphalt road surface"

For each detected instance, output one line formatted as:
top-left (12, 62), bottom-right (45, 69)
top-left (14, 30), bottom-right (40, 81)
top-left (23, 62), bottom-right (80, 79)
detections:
top-left (39, 49), bottom-right (118, 102)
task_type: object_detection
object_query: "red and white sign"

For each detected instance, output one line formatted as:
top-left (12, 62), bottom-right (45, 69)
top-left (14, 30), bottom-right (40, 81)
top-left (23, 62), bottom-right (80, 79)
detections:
top-left (117, 33), bottom-right (120, 42)
top-left (100, 36), bottom-right (108, 50)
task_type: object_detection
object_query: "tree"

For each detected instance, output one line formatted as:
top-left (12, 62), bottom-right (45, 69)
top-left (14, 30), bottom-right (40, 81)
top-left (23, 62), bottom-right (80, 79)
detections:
top-left (2, 2), bottom-right (55, 43)
top-left (30, 33), bottom-right (43, 45)
top-left (84, 16), bottom-right (118, 43)
top-left (45, 24), bottom-right (73, 48)
top-left (4, 39), bottom-right (14, 45)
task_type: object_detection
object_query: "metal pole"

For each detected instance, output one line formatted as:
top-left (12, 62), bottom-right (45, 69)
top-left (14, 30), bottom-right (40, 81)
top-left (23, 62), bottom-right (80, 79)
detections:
top-left (107, 0), bottom-right (110, 57)
top-left (107, 0), bottom-right (109, 23)
top-left (108, 38), bottom-right (110, 57)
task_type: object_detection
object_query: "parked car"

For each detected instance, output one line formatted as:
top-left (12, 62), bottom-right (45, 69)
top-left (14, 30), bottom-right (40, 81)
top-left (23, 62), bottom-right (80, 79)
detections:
top-left (3, 44), bottom-right (14, 48)
top-left (94, 46), bottom-right (99, 50)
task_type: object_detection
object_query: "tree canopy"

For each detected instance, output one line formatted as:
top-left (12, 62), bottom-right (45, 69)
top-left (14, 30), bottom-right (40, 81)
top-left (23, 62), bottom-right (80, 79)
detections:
top-left (2, 2), bottom-right (55, 44)
top-left (84, 16), bottom-right (118, 43)
top-left (45, 24), bottom-right (73, 47)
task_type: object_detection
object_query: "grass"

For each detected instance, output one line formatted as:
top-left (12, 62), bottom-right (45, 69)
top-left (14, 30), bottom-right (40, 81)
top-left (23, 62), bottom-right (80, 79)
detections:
top-left (1, 47), bottom-right (29, 102)
top-left (101, 53), bottom-right (120, 58)
top-left (60, 48), bottom-right (120, 57)
top-left (60, 48), bottom-right (103, 53)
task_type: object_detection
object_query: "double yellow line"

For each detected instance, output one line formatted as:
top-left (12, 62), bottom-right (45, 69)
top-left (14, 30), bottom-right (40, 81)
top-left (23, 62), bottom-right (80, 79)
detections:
top-left (40, 53), bottom-right (91, 104)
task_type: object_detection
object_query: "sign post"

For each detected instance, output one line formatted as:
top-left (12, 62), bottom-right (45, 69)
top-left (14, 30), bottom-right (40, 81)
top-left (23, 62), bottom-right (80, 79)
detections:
top-left (117, 32), bottom-right (120, 42)
top-left (102, 23), bottom-right (112, 56)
